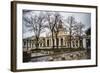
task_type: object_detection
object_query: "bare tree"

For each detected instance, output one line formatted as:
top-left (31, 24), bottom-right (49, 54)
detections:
top-left (45, 12), bottom-right (63, 49)
top-left (72, 21), bottom-right (85, 49)
top-left (77, 22), bottom-right (84, 48)
top-left (53, 13), bottom-right (63, 49)
top-left (45, 12), bottom-right (56, 49)
top-left (66, 16), bottom-right (85, 49)
top-left (66, 16), bottom-right (76, 49)
top-left (23, 11), bottom-right (46, 49)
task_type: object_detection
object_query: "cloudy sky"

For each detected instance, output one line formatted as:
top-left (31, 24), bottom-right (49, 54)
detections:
top-left (22, 10), bottom-right (91, 39)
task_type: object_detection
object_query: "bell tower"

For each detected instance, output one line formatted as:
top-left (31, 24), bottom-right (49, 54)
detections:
top-left (58, 20), bottom-right (64, 31)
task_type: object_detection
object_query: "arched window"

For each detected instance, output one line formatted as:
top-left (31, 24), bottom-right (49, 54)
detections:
top-left (76, 40), bottom-right (78, 47)
top-left (40, 43), bottom-right (42, 47)
top-left (68, 41), bottom-right (70, 48)
top-left (61, 38), bottom-right (63, 46)
top-left (56, 38), bottom-right (59, 46)
top-left (43, 38), bottom-right (45, 47)
top-left (80, 39), bottom-right (83, 48)
top-left (72, 41), bottom-right (75, 48)
top-left (47, 39), bottom-right (49, 47)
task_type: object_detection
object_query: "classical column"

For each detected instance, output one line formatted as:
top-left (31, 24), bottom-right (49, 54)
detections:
top-left (45, 38), bottom-right (47, 47)
top-left (78, 40), bottom-right (80, 48)
top-left (33, 42), bottom-right (35, 49)
top-left (83, 37), bottom-right (86, 49)
top-left (50, 38), bottom-right (52, 47)
top-left (74, 40), bottom-right (76, 48)
top-left (42, 42), bottom-right (43, 47)
top-left (29, 40), bottom-right (31, 50)
top-left (63, 37), bottom-right (65, 46)
top-left (54, 38), bottom-right (56, 47)
top-left (49, 38), bottom-right (51, 47)
top-left (71, 41), bottom-right (73, 48)
top-left (75, 40), bottom-right (77, 48)
top-left (59, 38), bottom-right (61, 47)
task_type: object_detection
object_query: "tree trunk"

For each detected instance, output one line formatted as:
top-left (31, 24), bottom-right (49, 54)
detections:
top-left (35, 38), bottom-right (39, 49)
top-left (70, 29), bottom-right (72, 49)
top-left (55, 34), bottom-right (58, 49)
top-left (51, 32), bottom-right (54, 49)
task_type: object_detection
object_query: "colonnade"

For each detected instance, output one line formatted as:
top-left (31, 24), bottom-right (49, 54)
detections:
top-left (23, 36), bottom-right (85, 50)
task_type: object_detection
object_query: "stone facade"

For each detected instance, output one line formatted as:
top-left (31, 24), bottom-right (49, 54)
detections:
top-left (23, 24), bottom-right (90, 52)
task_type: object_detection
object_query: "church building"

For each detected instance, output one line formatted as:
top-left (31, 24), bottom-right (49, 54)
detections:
top-left (23, 24), bottom-right (90, 52)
